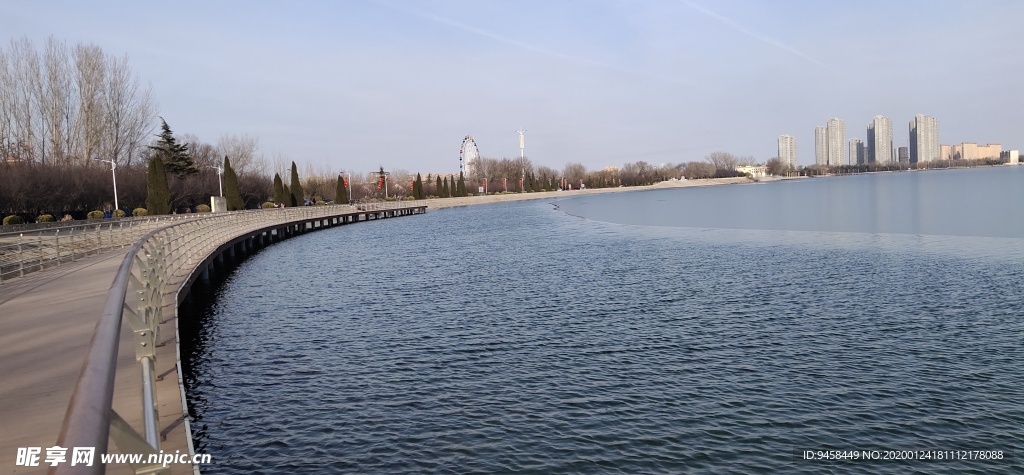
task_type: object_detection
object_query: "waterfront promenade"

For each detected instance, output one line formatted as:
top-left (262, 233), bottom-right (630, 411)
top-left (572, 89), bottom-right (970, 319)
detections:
top-left (1, 203), bottom-right (426, 474)
top-left (0, 249), bottom-right (190, 475)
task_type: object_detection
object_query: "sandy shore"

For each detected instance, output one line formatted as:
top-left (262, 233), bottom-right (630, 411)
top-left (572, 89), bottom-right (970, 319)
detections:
top-left (420, 176), bottom-right (789, 210)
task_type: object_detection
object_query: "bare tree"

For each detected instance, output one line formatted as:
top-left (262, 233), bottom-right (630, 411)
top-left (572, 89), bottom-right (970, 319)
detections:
top-left (271, 151), bottom-right (290, 180)
top-left (737, 155), bottom-right (759, 167)
top-left (102, 52), bottom-right (155, 167)
top-left (216, 133), bottom-right (263, 175)
top-left (0, 37), bottom-right (155, 167)
top-left (5, 38), bottom-right (39, 162)
top-left (562, 162), bottom-right (587, 185)
top-left (74, 43), bottom-right (105, 164)
top-left (655, 162), bottom-right (683, 181)
top-left (683, 161), bottom-right (716, 179)
top-left (705, 151), bottom-right (739, 170)
top-left (765, 157), bottom-right (788, 176)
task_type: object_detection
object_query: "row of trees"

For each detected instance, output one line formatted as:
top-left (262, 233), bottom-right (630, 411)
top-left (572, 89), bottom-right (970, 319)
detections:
top-left (0, 36), bottom-right (155, 167)
top-left (0, 117), bottom-right (270, 217)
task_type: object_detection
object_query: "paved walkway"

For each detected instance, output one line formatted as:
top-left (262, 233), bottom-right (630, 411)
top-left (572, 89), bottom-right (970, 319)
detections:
top-left (1, 250), bottom-right (192, 474)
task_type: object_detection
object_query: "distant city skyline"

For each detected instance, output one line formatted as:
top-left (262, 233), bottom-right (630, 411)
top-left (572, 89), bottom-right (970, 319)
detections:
top-left (1, 2), bottom-right (1021, 172)
top-left (787, 112), bottom-right (1018, 168)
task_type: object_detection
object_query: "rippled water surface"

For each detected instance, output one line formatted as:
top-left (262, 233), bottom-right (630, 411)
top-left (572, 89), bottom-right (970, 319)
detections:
top-left (183, 169), bottom-right (1024, 474)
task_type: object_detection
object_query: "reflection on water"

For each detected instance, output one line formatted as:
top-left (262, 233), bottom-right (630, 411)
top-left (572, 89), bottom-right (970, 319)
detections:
top-left (557, 166), bottom-right (1024, 239)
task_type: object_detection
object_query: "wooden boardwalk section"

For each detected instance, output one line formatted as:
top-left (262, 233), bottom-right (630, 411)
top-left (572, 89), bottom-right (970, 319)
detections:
top-left (0, 204), bottom-right (426, 474)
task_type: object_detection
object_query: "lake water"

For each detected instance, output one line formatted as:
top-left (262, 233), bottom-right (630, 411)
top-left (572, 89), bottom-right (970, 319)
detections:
top-left (182, 166), bottom-right (1024, 474)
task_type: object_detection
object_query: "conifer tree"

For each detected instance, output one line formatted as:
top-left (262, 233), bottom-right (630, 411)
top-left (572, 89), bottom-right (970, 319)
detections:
top-left (283, 184), bottom-right (290, 205)
top-left (335, 175), bottom-right (348, 204)
top-left (414, 173), bottom-right (424, 199)
top-left (442, 177), bottom-right (450, 198)
top-left (457, 171), bottom-right (467, 197)
top-left (289, 161), bottom-right (304, 206)
top-left (273, 173), bottom-right (286, 205)
top-left (435, 176), bottom-right (442, 197)
top-left (145, 156), bottom-right (171, 215)
top-left (149, 118), bottom-right (198, 178)
top-left (223, 156), bottom-right (244, 210)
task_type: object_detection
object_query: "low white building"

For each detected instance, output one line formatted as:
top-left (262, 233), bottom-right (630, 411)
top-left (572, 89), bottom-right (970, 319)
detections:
top-left (736, 165), bottom-right (768, 178)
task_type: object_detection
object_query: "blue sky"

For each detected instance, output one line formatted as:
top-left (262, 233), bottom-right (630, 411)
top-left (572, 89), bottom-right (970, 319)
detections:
top-left (2, 0), bottom-right (1021, 174)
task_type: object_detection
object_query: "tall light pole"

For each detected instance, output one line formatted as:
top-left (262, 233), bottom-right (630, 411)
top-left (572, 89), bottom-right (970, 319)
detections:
top-left (516, 127), bottom-right (526, 160)
top-left (516, 128), bottom-right (526, 193)
top-left (207, 165), bottom-right (223, 197)
top-left (93, 158), bottom-right (118, 213)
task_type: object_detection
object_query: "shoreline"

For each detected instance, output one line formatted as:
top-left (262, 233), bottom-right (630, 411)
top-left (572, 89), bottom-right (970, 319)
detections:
top-left (420, 176), bottom-right (796, 210)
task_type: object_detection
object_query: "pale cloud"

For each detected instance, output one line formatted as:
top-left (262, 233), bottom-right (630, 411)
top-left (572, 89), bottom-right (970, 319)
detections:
top-left (680, 0), bottom-right (835, 74)
top-left (378, 0), bottom-right (692, 86)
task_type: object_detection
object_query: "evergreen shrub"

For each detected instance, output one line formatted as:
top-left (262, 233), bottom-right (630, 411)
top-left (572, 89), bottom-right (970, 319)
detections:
top-left (3, 215), bottom-right (24, 225)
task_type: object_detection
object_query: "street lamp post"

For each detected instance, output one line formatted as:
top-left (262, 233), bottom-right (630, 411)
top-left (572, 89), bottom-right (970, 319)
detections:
top-left (207, 166), bottom-right (224, 197)
top-left (93, 158), bottom-right (118, 213)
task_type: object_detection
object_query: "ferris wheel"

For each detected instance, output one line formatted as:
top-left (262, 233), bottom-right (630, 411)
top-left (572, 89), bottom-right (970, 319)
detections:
top-left (459, 135), bottom-right (480, 177)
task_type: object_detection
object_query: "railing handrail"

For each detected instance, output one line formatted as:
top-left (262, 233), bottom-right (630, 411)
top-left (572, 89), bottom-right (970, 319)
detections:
top-left (52, 224), bottom-right (149, 473)
top-left (0, 214), bottom-right (194, 238)
top-left (52, 201), bottom-right (426, 474)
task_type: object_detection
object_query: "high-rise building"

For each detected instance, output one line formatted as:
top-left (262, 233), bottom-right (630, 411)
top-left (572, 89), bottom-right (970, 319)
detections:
top-left (898, 147), bottom-right (909, 164)
top-left (909, 121), bottom-right (917, 164)
top-left (867, 116), bottom-right (892, 165)
top-left (867, 123), bottom-right (875, 163)
top-left (849, 138), bottom-right (864, 165)
top-left (778, 135), bottom-right (797, 169)
top-left (910, 114), bottom-right (939, 163)
top-left (827, 118), bottom-right (846, 166)
top-left (815, 126), bottom-right (827, 166)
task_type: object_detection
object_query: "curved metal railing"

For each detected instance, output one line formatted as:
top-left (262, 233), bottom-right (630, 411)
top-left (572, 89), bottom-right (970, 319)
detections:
top-left (0, 216), bottom-right (197, 282)
top-left (51, 201), bottom-right (425, 474)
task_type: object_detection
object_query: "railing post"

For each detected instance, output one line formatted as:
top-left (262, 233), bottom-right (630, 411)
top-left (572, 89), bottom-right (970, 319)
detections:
top-left (38, 234), bottom-right (43, 272)
top-left (18, 233), bottom-right (24, 277)
top-left (55, 230), bottom-right (61, 267)
top-left (70, 229), bottom-right (75, 262)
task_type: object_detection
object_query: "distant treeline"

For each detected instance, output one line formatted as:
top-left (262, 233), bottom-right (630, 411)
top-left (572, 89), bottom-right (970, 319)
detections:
top-left (0, 37), bottom-right (772, 221)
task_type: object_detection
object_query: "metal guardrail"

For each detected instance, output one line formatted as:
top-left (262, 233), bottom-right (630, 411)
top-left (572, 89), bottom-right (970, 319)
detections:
top-left (0, 216), bottom-right (196, 283)
top-left (0, 201), bottom-right (426, 283)
top-left (0, 215), bottom-right (187, 235)
top-left (51, 201), bottom-right (426, 474)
